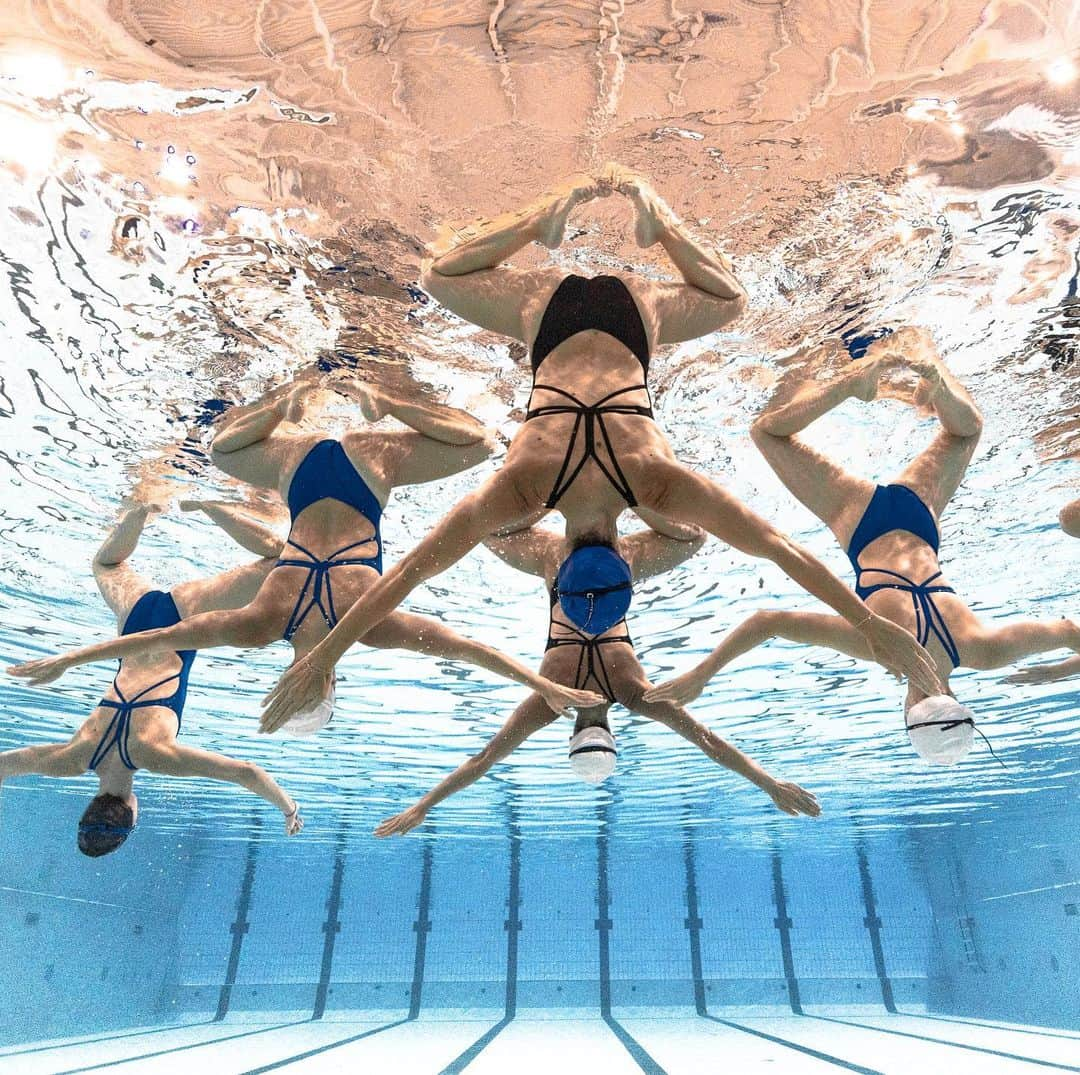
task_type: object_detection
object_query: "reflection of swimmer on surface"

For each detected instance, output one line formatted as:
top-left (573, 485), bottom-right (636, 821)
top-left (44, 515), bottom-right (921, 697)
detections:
top-left (9, 377), bottom-right (601, 724)
top-left (374, 519), bottom-right (820, 837)
top-left (648, 328), bottom-right (1080, 763)
top-left (261, 165), bottom-right (939, 731)
top-left (0, 500), bottom-right (301, 857)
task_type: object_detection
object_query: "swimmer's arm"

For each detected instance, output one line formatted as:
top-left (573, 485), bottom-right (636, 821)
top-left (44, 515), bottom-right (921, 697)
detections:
top-left (644, 706), bottom-right (819, 817)
top-left (1006, 654), bottom-right (1080, 685)
top-left (622, 525), bottom-right (707, 581)
top-left (971, 618), bottom-right (1080, 672)
top-left (644, 611), bottom-right (872, 705)
top-left (0, 740), bottom-right (85, 780)
top-left (9, 608), bottom-right (276, 685)
top-left (147, 745), bottom-right (302, 833)
top-left (374, 703), bottom-right (553, 837)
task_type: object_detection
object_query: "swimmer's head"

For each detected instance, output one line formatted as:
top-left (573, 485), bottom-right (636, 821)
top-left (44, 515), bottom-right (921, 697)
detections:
top-left (279, 675), bottom-right (336, 737)
top-left (78, 793), bottom-right (136, 857)
top-left (556, 543), bottom-right (632, 635)
top-left (568, 725), bottom-right (617, 783)
top-left (904, 695), bottom-right (976, 765)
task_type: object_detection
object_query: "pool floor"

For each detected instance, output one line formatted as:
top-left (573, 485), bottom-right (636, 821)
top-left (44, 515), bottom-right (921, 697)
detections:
top-left (4, 1010), bottom-right (1077, 1074)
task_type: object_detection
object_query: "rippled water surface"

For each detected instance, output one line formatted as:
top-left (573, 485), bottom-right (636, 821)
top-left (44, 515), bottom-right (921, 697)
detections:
top-left (0, 1), bottom-right (1077, 848)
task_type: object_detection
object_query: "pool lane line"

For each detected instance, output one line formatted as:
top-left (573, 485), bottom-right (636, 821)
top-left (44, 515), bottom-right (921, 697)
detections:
top-left (854, 842), bottom-right (896, 1013)
top-left (216, 816), bottom-right (262, 1022)
top-left (436, 804), bottom-right (522, 1073)
top-left (900, 1014), bottom-right (1080, 1041)
top-left (0, 1021), bottom-right (216, 1059)
top-left (409, 835), bottom-right (435, 1020)
top-left (52, 1019), bottom-right (310, 1075)
top-left (238, 830), bottom-right (439, 1073)
top-left (596, 811), bottom-right (669, 1075)
top-left (239, 1018), bottom-right (413, 1075)
top-left (807, 1015), bottom-right (1080, 1071)
top-left (681, 826), bottom-right (883, 1075)
top-left (312, 827), bottom-right (348, 1020)
top-left (770, 847), bottom-right (803, 1014)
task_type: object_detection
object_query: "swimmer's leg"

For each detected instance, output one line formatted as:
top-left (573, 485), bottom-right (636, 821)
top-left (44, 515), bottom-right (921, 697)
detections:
top-left (92, 503), bottom-right (160, 623)
top-left (889, 342), bottom-right (982, 518)
top-left (209, 381), bottom-right (318, 491)
top-left (179, 500), bottom-right (284, 559)
top-left (750, 355), bottom-right (879, 545)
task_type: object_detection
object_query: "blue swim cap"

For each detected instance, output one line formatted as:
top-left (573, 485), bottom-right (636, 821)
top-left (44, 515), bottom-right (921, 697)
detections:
top-left (555, 544), bottom-right (632, 635)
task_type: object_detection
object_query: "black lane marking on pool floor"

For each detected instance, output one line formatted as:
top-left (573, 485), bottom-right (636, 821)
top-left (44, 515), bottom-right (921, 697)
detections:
top-left (437, 812), bottom-right (523, 1074)
top-left (903, 1014), bottom-right (1080, 1041)
top-left (854, 842), bottom-right (896, 1013)
top-left (700, 1015), bottom-right (886, 1074)
top-left (809, 1015), bottom-right (1080, 1071)
top-left (770, 847), bottom-right (804, 1014)
top-left (681, 825), bottom-right (883, 1074)
top-left (312, 826), bottom-right (347, 1020)
top-left (239, 1018), bottom-right (412, 1075)
top-left (216, 816), bottom-right (262, 1022)
top-left (597, 809), bottom-right (668, 1075)
top-left (53, 1020), bottom-right (309, 1074)
top-left (238, 833), bottom-right (439, 1073)
top-left (0, 1021), bottom-right (215, 1058)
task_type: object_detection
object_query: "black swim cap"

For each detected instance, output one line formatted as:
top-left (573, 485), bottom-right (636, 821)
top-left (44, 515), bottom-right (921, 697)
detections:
top-left (77, 794), bottom-right (135, 858)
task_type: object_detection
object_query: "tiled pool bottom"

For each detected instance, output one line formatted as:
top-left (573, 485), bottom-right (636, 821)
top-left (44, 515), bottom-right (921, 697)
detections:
top-left (5, 1011), bottom-right (1078, 1074)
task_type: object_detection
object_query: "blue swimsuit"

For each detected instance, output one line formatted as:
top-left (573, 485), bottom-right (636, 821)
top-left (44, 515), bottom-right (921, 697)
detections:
top-left (90, 590), bottom-right (196, 772)
top-left (275, 439), bottom-right (384, 642)
top-left (847, 484), bottom-right (961, 667)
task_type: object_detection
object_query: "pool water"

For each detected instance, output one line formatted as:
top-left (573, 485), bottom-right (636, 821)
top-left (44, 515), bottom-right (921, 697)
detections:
top-left (0, 2), bottom-right (1079, 1071)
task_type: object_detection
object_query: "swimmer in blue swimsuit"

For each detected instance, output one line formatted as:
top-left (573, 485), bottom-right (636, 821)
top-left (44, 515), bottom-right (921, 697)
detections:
top-left (10, 378), bottom-right (604, 724)
top-left (374, 520), bottom-right (820, 837)
top-left (261, 168), bottom-right (939, 731)
top-left (647, 328), bottom-right (1080, 761)
top-left (0, 499), bottom-right (302, 856)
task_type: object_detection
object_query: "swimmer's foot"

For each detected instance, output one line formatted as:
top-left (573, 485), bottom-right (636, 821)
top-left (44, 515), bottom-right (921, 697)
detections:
top-left (335, 379), bottom-right (392, 423)
top-left (536, 173), bottom-right (612, 248)
top-left (605, 163), bottom-right (668, 247)
top-left (281, 380), bottom-right (320, 424)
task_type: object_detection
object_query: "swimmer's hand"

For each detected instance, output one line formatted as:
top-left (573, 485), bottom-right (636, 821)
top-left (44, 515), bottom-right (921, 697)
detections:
top-left (374, 803), bottom-right (427, 838)
top-left (260, 655), bottom-right (334, 734)
top-left (283, 800), bottom-right (304, 836)
top-left (764, 779), bottom-right (821, 818)
top-left (537, 679), bottom-right (606, 717)
top-left (858, 614), bottom-right (942, 695)
top-left (1005, 656), bottom-right (1080, 685)
top-left (8, 654), bottom-right (75, 686)
top-left (643, 670), bottom-right (709, 707)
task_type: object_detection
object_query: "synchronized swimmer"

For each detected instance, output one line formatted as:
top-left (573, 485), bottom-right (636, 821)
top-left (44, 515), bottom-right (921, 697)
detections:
top-left (5, 167), bottom-right (1076, 851)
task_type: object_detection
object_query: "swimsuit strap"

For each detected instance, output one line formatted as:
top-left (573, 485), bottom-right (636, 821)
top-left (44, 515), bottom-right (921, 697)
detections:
top-left (275, 538), bottom-right (382, 642)
top-left (857, 567), bottom-right (961, 668)
top-left (525, 384), bottom-right (653, 509)
top-left (545, 617), bottom-right (633, 704)
top-left (91, 671), bottom-right (183, 772)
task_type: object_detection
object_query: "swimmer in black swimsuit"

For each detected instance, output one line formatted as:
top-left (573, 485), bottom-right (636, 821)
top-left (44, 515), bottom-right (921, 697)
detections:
top-left (648, 329), bottom-right (1080, 761)
top-left (1, 498), bottom-right (301, 855)
top-left (261, 166), bottom-right (940, 731)
top-left (9, 377), bottom-right (605, 723)
top-left (374, 520), bottom-right (820, 836)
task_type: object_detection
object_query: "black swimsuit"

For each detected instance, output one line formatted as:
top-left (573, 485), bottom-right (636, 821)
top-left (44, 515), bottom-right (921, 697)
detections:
top-left (524, 275), bottom-right (654, 509)
top-left (545, 584), bottom-right (632, 704)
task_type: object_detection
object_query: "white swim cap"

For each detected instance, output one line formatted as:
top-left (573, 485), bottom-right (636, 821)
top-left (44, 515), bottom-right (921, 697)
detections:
top-left (568, 725), bottom-right (617, 783)
top-left (279, 681), bottom-right (336, 738)
top-left (905, 695), bottom-right (975, 765)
